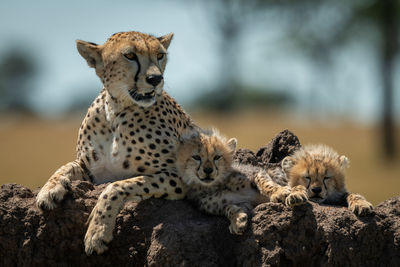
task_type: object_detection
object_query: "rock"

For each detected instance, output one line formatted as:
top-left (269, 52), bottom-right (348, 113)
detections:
top-left (255, 129), bottom-right (301, 168)
top-left (0, 130), bottom-right (399, 266)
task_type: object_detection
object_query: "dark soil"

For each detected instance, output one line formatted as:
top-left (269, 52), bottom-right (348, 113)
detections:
top-left (1, 130), bottom-right (399, 267)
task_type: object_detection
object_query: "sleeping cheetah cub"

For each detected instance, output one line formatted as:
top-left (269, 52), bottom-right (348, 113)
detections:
top-left (176, 129), bottom-right (308, 234)
top-left (281, 144), bottom-right (373, 216)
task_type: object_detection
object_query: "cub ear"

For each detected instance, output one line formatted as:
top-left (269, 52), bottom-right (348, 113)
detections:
top-left (281, 156), bottom-right (296, 173)
top-left (179, 129), bottom-right (200, 144)
top-left (158, 33), bottom-right (174, 50)
top-left (76, 40), bottom-right (103, 69)
top-left (227, 138), bottom-right (237, 153)
top-left (339, 155), bottom-right (349, 169)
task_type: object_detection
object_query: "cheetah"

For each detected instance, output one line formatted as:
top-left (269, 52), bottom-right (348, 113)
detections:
top-left (35, 31), bottom-right (197, 255)
top-left (281, 144), bottom-right (374, 216)
top-left (176, 129), bottom-right (308, 235)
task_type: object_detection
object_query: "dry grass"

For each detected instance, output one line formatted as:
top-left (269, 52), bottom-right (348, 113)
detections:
top-left (0, 111), bottom-right (399, 205)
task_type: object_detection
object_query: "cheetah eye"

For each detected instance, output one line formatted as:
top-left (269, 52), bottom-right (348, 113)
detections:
top-left (323, 176), bottom-right (331, 181)
top-left (213, 155), bottom-right (221, 161)
top-left (192, 155), bottom-right (201, 161)
top-left (124, 52), bottom-right (137, 61)
top-left (304, 176), bottom-right (311, 181)
top-left (157, 53), bottom-right (165, 61)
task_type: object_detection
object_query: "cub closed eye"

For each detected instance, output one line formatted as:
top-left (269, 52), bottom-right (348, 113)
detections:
top-left (124, 52), bottom-right (137, 61)
top-left (213, 155), bottom-right (221, 161)
top-left (157, 53), bottom-right (165, 60)
top-left (304, 176), bottom-right (311, 188)
top-left (323, 177), bottom-right (331, 181)
top-left (192, 155), bottom-right (201, 161)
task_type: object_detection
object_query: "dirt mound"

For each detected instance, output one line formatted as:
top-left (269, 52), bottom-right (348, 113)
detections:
top-left (1, 130), bottom-right (399, 266)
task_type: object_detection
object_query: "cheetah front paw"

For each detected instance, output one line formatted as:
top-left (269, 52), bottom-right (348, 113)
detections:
top-left (349, 199), bottom-right (373, 216)
top-left (229, 212), bottom-right (248, 235)
top-left (36, 176), bottom-right (71, 210)
top-left (84, 208), bottom-right (114, 255)
top-left (285, 185), bottom-right (308, 206)
top-left (270, 186), bottom-right (291, 204)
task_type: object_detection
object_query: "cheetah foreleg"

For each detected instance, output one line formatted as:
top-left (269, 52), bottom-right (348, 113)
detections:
top-left (346, 193), bottom-right (373, 216)
top-left (84, 174), bottom-right (185, 255)
top-left (36, 160), bottom-right (85, 210)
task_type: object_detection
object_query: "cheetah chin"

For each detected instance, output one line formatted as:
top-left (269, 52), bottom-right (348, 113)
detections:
top-left (129, 90), bottom-right (156, 107)
top-left (199, 176), bottom-right (214, 183)
top-left (309, 196), bottom-right (324, 203)
top-left (129, 88), bottom-right (156, 105)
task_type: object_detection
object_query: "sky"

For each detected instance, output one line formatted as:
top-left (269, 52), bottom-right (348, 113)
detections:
top-left (0, 0), bottom-right (398, 123)
top-left (0, 0), bottom-right (218, 113)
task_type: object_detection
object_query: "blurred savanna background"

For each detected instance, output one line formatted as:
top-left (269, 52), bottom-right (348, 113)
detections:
top-left (0, 0), bottom-right (399, 205)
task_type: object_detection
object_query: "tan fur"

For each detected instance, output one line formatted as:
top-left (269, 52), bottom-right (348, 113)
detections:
top-left (282, 144), bottom-right (373, 216)
top-left (35, 31), bottom-right (197, 255)
top-left (176, 129), bottom-right (307, 235)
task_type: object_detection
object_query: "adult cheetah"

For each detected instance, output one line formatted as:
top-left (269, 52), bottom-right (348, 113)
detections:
top-left (35, 31), bottom-right (196, 254)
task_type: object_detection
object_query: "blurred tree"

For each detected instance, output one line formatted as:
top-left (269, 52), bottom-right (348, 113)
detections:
top-left (198, 0), bottom-right (292, 111)
top-left (206, 0), bottom-right (254, 111)
top-left (378, 0), bottom-right (398, 159)
top-left (0, 47), bottom-right (38, 113)
top-left (193, 83), bottom-right (293, 111)
top-left (279, 0), bottom-right (399, 158)
top-left (201, 0), bottom-right (399, 158)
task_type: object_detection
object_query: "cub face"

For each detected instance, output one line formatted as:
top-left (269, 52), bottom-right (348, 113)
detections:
top-left (282, 144), bottom-right (349, 203)
top-left (176, 130), bottom-right (237, 187)
top-left (76, 31), bottom-right (173, 107)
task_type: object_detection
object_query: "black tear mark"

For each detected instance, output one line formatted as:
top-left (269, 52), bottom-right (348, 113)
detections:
top-left (132, 54), bottom-right (141, 82)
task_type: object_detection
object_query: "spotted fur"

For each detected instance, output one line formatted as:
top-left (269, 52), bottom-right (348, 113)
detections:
top-left (176, 129), bottom-right (307, 235)
top-left (35, 31), bottom-right (197, 255)
top-left (282, 144), bottom-right (373, 216)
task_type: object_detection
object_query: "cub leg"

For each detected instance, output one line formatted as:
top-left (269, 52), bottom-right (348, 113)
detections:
top-left (255, 170), bottom-right (308, 206)
top-left (84, 174), bottom-right (185, 255)
top-left (224, 204), bottom-right (248, 235)
top-left (254, 171), bottom-right (291, 203)
top-left (36, 160), bottom-right (86, 210)
top-left (346, 193), bottom-right (373, 216)
top-left (285, 185), bottom-right (308, 206)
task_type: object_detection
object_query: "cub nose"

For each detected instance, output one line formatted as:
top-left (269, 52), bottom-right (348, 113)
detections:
top-left (146, 75), bottom-right (163, 87)
top-left (312, 187), bottom-right (322, 194)
top-left (203, 167), bottom-right (213, 175)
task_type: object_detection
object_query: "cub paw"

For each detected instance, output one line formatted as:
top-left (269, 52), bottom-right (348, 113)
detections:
top-left (349, 199), bottom-right (373, 216)
top-left (285, 185), bottom-right (308, 206)
top-left (229, 212), bottom-right (248, 235)
top-left (36, 177), bottom-right (71, 210)
top-left (270, 186), bottom-right (291, 203)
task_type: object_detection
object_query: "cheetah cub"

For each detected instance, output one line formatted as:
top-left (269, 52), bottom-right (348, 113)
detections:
top-left (281, 144), bottom-right (373, 216)
top-left (176, 129), bottom-right (308, 235)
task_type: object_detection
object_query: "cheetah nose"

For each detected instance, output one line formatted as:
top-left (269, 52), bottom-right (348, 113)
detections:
top-left (146, 75), bottom-right (163, 87)
top-left (203, 167), bottom-right (213, 175)
top-left (312, 187), bottom-right (322, 194)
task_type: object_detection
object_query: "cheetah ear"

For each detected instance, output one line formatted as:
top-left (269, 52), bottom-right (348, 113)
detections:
top-left (281, 156), bottom-right (296, 173)
top-left (158, 33), bottom-right (174, 50)
top-left (227, 138), bottom-right (237, 153)
top-left (76, 40), bottom-right (103, 69)
top-left (339, 155), bottom-right (349, 169)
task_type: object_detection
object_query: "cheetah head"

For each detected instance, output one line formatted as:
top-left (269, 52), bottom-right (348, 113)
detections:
top-left (282, 144), bottom-right (348, 203)
top-left (176, 129), bottom-right (237, 187)
top-left (76, 31), bottom-right (173, 108)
